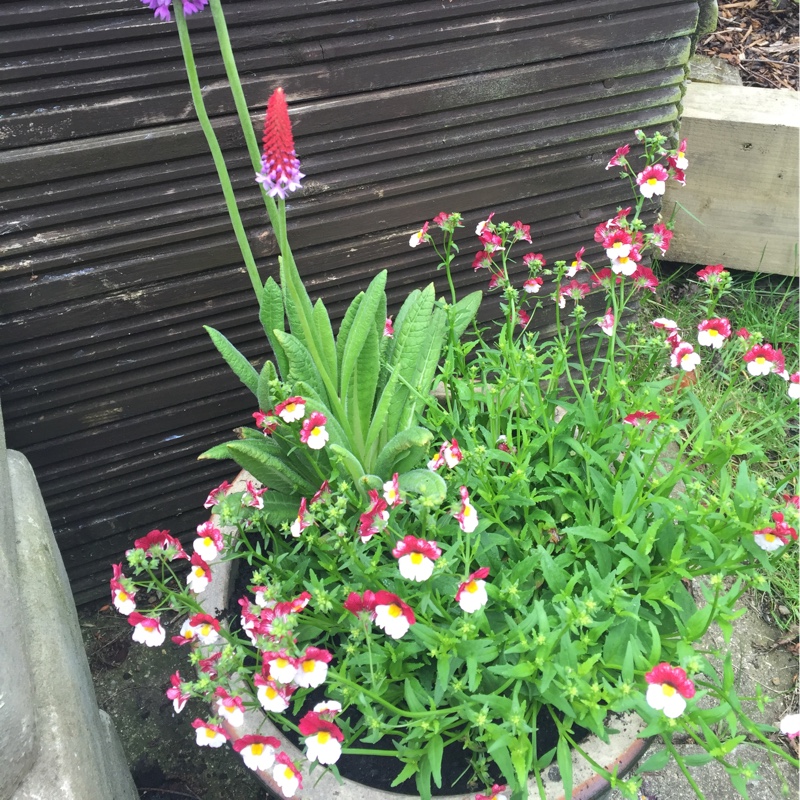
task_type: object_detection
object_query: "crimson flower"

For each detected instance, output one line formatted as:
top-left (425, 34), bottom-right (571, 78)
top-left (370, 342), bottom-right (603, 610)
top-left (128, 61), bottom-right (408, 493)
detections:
top-left (256, 87), bottom-right (304, 200)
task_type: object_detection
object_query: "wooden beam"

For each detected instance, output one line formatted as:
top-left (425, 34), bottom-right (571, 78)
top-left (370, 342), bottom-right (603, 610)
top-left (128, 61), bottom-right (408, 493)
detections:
top-left (663, 82), bottom-right (799, 276)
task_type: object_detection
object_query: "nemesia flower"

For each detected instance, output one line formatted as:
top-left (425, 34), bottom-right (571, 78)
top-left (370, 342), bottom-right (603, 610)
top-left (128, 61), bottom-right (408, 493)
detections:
top-left (241, 480), bottom-right (267, 509)
top-left (644, 663), bottom-right (696, 718)
top-left (172, 613), bottom-right (221, 646)
top-left (409, 221), bottom-right (430, 248)
top-left (392, 535), bottom-right (442, 582)
top-left (753, 525), bottom-right (786, 552)
top-left (623, 411), bottom-right (660, 426)
top-left (383, 316), bottom-right (394, 337)
top-left (428, 438), bottom-right (463, 471)
top-left (671, 341), bottom-right (701, 372)
top-left (139, 0), bottom-right (208, 22)
top-left (254, 674), bottom-right (296, 713)
top-left (432, 211), bottom-right (463, 231)
top-left (669, 139), bottom-right (689, 170)
top-left (565, 246), bottom-right (586, 277)
top-left (735, 327), bottom-right (751, 340)
top-left (605, 143), bottom-right (630, 170)
top-left (273, 752), bottom-right (302, 797)
top-left (299, 711), bottom-right (345, 765)
top-left (456, 567), bottom-right (490, 613)
top-left (314, 699), bottom-right (343, 717)
top-left (128, 612), bottom-right (166, 647)
top-left (603, 228), bottom-right (633, 260)
top-left (523, 252), bottom-right (545, 268)
top-left (193, 520), bottom-right (224, 562)
top-left (454, 485), bottom-right (479, 533)
top-left (166, 671), bottom-right (190, 713)
top-left (472, 250), bottom-right (494, 271)
top-left (487, 273), bottom-right (501, 291)
top-left (783, 494), bottom-right (800, 510)
top-left (788, 373), bottom-right (800, 400)
top-left (651, 317), bottom-right (679, 331)
top-left (232, 734), bottom-right (281, 772)
top-left (311, 479), bottom-right (331, 505)
top-left (779, 714), bottom-right (800, 739)
top-left (523, 277), bottom-right (543, 293)
top-left (475, 212), bottom-right (495, 236)
top-left (131, 529), bottom-right (188, 561)
top-left (290, 497), bottom-right (314, 537)
top-left (610, 248), bottom-right (641, 277)
top-left (263, 650), bottom-right (298, 684)
top-left (772, 511), bottom-right (798, 544)
top-left (383, 472), bottom-right (403, 507)
top-left (300, 412), bottom-right (329, 450)
top-left (198, 651), bottom-right (222, 679)
top-left (696, 263), bottom-right (728, 283)
top-left (744, 344), bottom-right (785, 377)
top-left (256, 87), bottom-right (304, 200)
top-left (203, 480), bottom-right (231, 509)
top-left (518, 309), bottom-right (531, 327)
top-left (275, 396), bottom-right (305, 423)
top-left (110, 563), bottom-right (136, 615)
top-left (344, 590), bottom-right (377, 618)
top-left (186, 552), bottom-right (212, 594)
top-left (214, 687), bottom-right (245, 728)
top-left (359, 490), bottom-right (389, 542)
top-left (636, 164), bottom-right (669, 198)
top-left (496, 434), bottom-right (515, 453)
top-left (594, 207), bottom-right (631, 243)
top-left (558, 280), bottom-right (591, 308)
top-left (294, 647), bottom-right (333, 689)
top-left (191, 718), bottom-right (229, 748)
top-left (598, 308), bottom-right (615, 336)
top-left (512, 220), bottom-right (532, 243)
top-left (479, 230), bottom-right (504, 253)
top-left (631, 265), bottom-right (659, 293)
top-left (590, 268), bottom-right (620, 289)
top-left (373, 591), bottom-right (416, 639)
top-left (697, 318), bottom-right (732, 349)
top-left (253, 409), bottom-right (278, 435)
top-left (476, 784), bottom-right (510, 800)
top-left (651, 222), bottom-right (673, 255)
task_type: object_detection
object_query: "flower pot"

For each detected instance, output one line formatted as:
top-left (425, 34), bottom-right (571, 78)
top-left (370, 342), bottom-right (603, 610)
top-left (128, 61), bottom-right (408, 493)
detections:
top-left (199, 472), bottom-right (651, 800)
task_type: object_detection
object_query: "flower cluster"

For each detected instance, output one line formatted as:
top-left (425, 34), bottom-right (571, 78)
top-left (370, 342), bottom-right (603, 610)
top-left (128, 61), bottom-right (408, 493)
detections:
top-left (140, 0), bottom-right (208, 22)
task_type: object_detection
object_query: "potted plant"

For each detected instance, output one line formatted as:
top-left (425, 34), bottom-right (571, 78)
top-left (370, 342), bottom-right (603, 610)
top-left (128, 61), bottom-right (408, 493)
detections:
top-left (111, 2), bottom-right (800, 798)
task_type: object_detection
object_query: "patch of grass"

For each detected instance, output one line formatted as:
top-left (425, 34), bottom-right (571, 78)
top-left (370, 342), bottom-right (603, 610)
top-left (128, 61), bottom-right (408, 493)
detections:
top-left (639, 265), bottom-right (799, 629)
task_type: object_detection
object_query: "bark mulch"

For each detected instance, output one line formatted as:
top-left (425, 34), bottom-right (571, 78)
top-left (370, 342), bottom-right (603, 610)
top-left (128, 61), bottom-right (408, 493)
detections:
top-left (697, 0), bottom-right (799, 90)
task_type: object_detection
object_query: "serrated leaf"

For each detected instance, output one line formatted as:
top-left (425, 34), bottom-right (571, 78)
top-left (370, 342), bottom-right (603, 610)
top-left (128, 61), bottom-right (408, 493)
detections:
top-left (273, 330), bottom-right (328, 404)
top-left (204, 326), bottom-right (258, 396)
top-left (451, 289), bottom-right (482, 339)
top-left (427, 735), bottom-right (444, 788)
top-left (225, 440), bottom-right (315, 495)
top-left (312, 297), bottom-right (337, 388)
top-left (257, 359), bottom-right (277, 411)
top-left (198, 442), bottom-right (236, 461)
top-left (259, 277), bottom-right (289, 379)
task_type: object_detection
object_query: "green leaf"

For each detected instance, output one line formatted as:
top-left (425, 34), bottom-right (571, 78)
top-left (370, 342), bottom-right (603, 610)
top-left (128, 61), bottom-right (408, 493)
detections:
top-left (683, 753), bottom-right (714, 767)
top-left (414, 757), bottom-right (432, 800)
top-left (256, 359), bottom-right (277, 412)
top-left (204, 326), bottom-right (258, 396)
top-left (279, 254), bottom-right (316, 351)
top-left (225, 440), bottom-right (316, 495)
top-left (557, 735), bottom-right (573, 800)
top-left (374, 427), bottom-right (434, 478)
top-left (638, 748), bottom-right (671, 771)
top-left (273, 330), bottom-right (328, 404)
top-left (390, 761), bottom-right (418, 788)
top-left (398, 469), bottom-right (448, 504)
top-left (198, 442), bottom-right (236, 461)
top-left (451, 289), bottom-right (482, 339)
top-left (336, 292), bottom-right (364, 374)
top-left (259, 277), bottom-right (289, 379)
top-left (345, 325), bottom-right (379, 452)
top-left (312, 297), bottom-right (338, 387)
top-left (329, 443), bottom-right (368, 487)
top-left (427, 735), bottom-right (444, 788)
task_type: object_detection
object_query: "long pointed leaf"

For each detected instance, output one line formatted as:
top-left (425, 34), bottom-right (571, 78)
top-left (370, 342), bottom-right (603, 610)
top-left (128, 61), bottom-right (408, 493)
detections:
top-left (259, 277), bottom-right (289, 379)
top-left (204, 326), bottom-right (258, 396)
top-left (345, 325), bottom-right (379, 454)
top-left (225, 440), bottom-right (316, 495)
top-left (451, 289), bottom-right (482, 339)
top-left (312, 297), bottom-right (338, 387)
top-left (273, 330), bottom-right (328, 404)
top-left (257, 359), bottom-right (277, 411)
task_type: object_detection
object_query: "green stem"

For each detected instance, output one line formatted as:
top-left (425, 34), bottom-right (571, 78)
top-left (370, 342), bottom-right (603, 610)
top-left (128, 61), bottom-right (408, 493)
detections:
top-left (173, 4), bottom-right (263, 301)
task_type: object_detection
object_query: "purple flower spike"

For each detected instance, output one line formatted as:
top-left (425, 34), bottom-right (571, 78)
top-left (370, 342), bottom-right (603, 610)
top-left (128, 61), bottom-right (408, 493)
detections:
top-left (140, 0), bottom-right (209, 22)
top-left (256, 88), bottom-right (304, 200)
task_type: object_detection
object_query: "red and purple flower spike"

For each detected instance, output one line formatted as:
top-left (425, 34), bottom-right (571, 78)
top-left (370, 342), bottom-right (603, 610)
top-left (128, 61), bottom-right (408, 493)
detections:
top-left (256, 87), bottom-right (304, 200)
top-left (140, 0), bottom-right (208, 22)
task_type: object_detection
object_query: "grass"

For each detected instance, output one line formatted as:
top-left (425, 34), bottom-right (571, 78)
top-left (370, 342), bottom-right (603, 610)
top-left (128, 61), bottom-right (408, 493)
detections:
top-left (639, 264), bottom-right (800, 631)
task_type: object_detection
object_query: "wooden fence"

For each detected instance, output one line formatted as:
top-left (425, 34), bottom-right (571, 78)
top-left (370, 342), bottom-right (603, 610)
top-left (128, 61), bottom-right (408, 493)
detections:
top-left (0, 0), bottom-right (704, 603)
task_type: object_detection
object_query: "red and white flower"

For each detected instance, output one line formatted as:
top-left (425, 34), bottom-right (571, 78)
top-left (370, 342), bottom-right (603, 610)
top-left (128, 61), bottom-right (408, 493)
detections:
top-left (428, 437), bottom-right (464, 471)
top-left (779, 713), bottom-right (800, 739)
top-left (475, 212), bottom-right (495, 236)
top-left (300, 411), bottom-right (329, 450)
top-left (610, 247), bottom-right (641, 276)
top-left (294, 647), bottom-right (333, 689)
top-left (203, 480), bottom-right (232, 509)
top-left (744, 344), bottom-right (785, 377)
top-left (275, 396), bottom-right (305, 423)
top-left (193, 520), bottom-right (223, 562)
top-left (173, 613), bottom-right (221, 646)
top-left (565, 246), bottom-right (586, 278)
top-left (253, 409), bottom-right (278, 435)
top-left (753, 512), bottom-right (798, 551)
top-left (523, 277), bottom-right (543, 293)
top-left (373, 591), bottom-right (416, 639)
top-left (697, 318), bottom-right (732, 349)
top-left (241, 480), bottom-right (267, 509)
top-left (214, 687), bottom-right (245, 728)
top-left (383, 472), bottom-right (403, 507)
top-left (669, 139), bottom-right (689, 171)
top-left (313, 700), bottom-right (343, 717)
top-left (623, 411), bottom-right (660, 427)
top-left (187, 552), bottom-right (212, 594)
top-left (383, 316), bottom-right (394, 337)
top-left (191, 718), bottom-right (229, 748)
top-left (131, 529), bottom-right (188, 561)
top-left (409, 221), bottom-right (430, 248)
top-left (128, 612), bottom-right (165, 647)
top-left (523, 252), bottom-right (545, 268)
top-left (605, 143), bottom-right (630, 170)
top-left (518, 309), bottom-right (531, 327)
top-left (456, 567), bottom-right (490, 614)
top-left (392, 535), bottom-right (442, 582)
top-left (598, 308), bottom-right (615, 336)
top-left (166, 671), bottom-right (190, 713)
top-left (273, 752), bottom-right (302, 797)
top-left (636, 164), bottom-right (669, 198)
top-left (631, 265), bottom-right (659, 293)
top-left (670, 341), bottom-right (701, 372)
top-left (263, 650), bottom-right (298, 684)
top-left (454, 485), bottom-right (479, 533)
top-left (232, 734), bottom-right (281, 771)
top-left (788, 372), bottom-right (800, 400)
top-left (651, 317), bottom-right (678, 331)
top-left (558, 280), bottom-right (590, 308)
top-left (650, 223), bottom-right (673, 255)
top-left (110, 563), bottom-right (136, 615)
top-left (290, 497), bottom-right (314, 538)
top-left (359, 489), bottom-right (390, 543)
top-left (603, 228), bottom-right (633, 260)
top-left (254, 674), bottom-right (296, 713)
top-left (299, 711), bottom-right (345, 765)
top-left (644, 663), bottom-right (696, 718)
top-left (696, 263), bottom-right (728, 284)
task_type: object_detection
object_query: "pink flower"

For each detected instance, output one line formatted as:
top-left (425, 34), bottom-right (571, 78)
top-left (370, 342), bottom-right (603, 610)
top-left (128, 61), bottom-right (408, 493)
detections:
top-left (383, 316), bottom-right (394, 337)
top-left (636, 164), bottom-right (669, 198)
top-left (203, 480), bottom-right (231, 509)
top-left (392, 535), bottom-right (442, 582)
top-left (735, 327), bottom-right (751, 340)
top-left (432, 212), bottom-right (462, 231)
top-left (669, 138), bottom-right (689, 171)
top-left (428, 438), bottom-right (463, 471)
top-left (783, 494), bottom-right (800, 510)
top-left (311, 479), bottom-right (331, 505)
top-left (241, 480), bottom-right (267, 509)
top-left (409, 220), bottom-right (430, 248)
top-left (512, 220), bottom-right (532, 243)
top-left (110, 563), bottom-right (136, 615)
top-left (172, 613), bottom-right (221, 646)
top-left (651, 222), bottom-right (673, 255)
top-left (198, 651), bottom-right (221, 679)
top-left (590, 268), bottom-right (620, 289)
top-left (788, 373), bottom-right (800, 400)
top-left (623, 411), bottom-right (660, 426)
top-left (558, 280), bottom-right (591, 308)
top-left (256, 88), bottom-right (304, 200)
top-left (187, 552), bottom-right (212, 594)
top-left (566, 246), bottom-right (586, 277)
top-left (523, 252), bottom-right (545, 268)
top-left (254, 674), bottom-right (296, 713)
top-left (290, 497), bottom-right (314, 537)
top-left (191, 718), bottom-right (229, 748)
top-left (344, 590), bottom-right (378, 618)
top-left (359, 490), bottom-right (390, 543)
top-left (780, 714), bottom-right (800, 739)
top-left (214, 687), bottom-right (245, 728)
top-left (299, 711), bottom-right (345, 765)
top-left (294, 647), bottom-right (333, 689)
top-left (472, 250), bottom-right (494, 271)
top-left (313, 700), bottom-right (343, 717)
top-left (275, 395), bottom-right (305, 422)
top-left (610, 247), bottom-right (642, 276)
top-left (476, 784), bottom-right (510, 800)
top-left (131, 529), bottom-right (188, 561)
top-left (166, 671), bottom-right (190, 713)
top-left (671, 341), bottom-right (701, 372)
top-left (232, 734), bottom-right (281, 772)
top-left (475, 212), bottom-right (495, 236)
top-left (744, 344), bottom-right (785, 377)
top-left (697, 318), bottom-right (732, 349)
top-left (456, 567), bottom-right (490, 613)
top-left (605, 143), bottom-right (630, 170)
top-left (645, 663), bottom-right (695, 718)
top-left (479, 230), bottom-right (504, 253)
top-left (631, 265), bottom-right (659, 293)
top-left (523, 277), bottom-right (543, 293)
top-left (373, 590), bottom-right (416, 639)
top-left (518, 309), bottom-right (531, 327)
top-left (253, 409), bottom-right (278, 435)
top-left (598, 308), bottom-right (615, 336)
top-left (454, 485), bottom-right (479, 532)
top-left (193, 520), bottom-right (223, 562)
top-left (273, 752), bottom-right (303, 797)
top-left (128, 612), bottom-right (165, 647)
top-left (382, 473), bottom-right (403, 507)
top-left (696, 263), bottom-right (728, 283)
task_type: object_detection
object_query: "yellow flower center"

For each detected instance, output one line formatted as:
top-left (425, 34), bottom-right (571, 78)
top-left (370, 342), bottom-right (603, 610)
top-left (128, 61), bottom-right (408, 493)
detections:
top-left (265, 686), bottom-right (277, 699)
top-left (317, 731), bottom-right (331, 745)
top-left (311, 426), bottom-right (321, 436)
top-left (647, 177), bottom-right (658, 185)
top-left (388, 604), bottom-right (402, 618)
top-left (286, 403), bottom-right (296, 412)
top-left (251, 743), bottom-right (264, 756)
top-left (203, 536), bottom-right (212, 546)
top-left (275, 658), bottom-right (288, 669)
top-left (462, 505), bottom-right (472, 517)
top-left (709, 329), bottom-right (718, 337)
top-left (284, 767), bottom-right (294, 780)
top-left (613, 242), bottom-right (622, 249)
top-left (756, 357), bottom-right (766, 365)
top-left (466, 581), bottom-right (478, 594)
top-left (118, 590), bottom-right (128, 601)
top-left (193, 567), bottom-right (204, 577)
top-left (662, 684), bottom-right (676, 697)
top-left (765, 533), bottom-right (776, 542)
top-left (200, 624), bottom-right (211, 637)
top-left (302, 661), bottom-right (315, 673)
top-left (410, 552), bottom-right (424, 565)
top-left (205, 728), bottom-right (216, 738)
